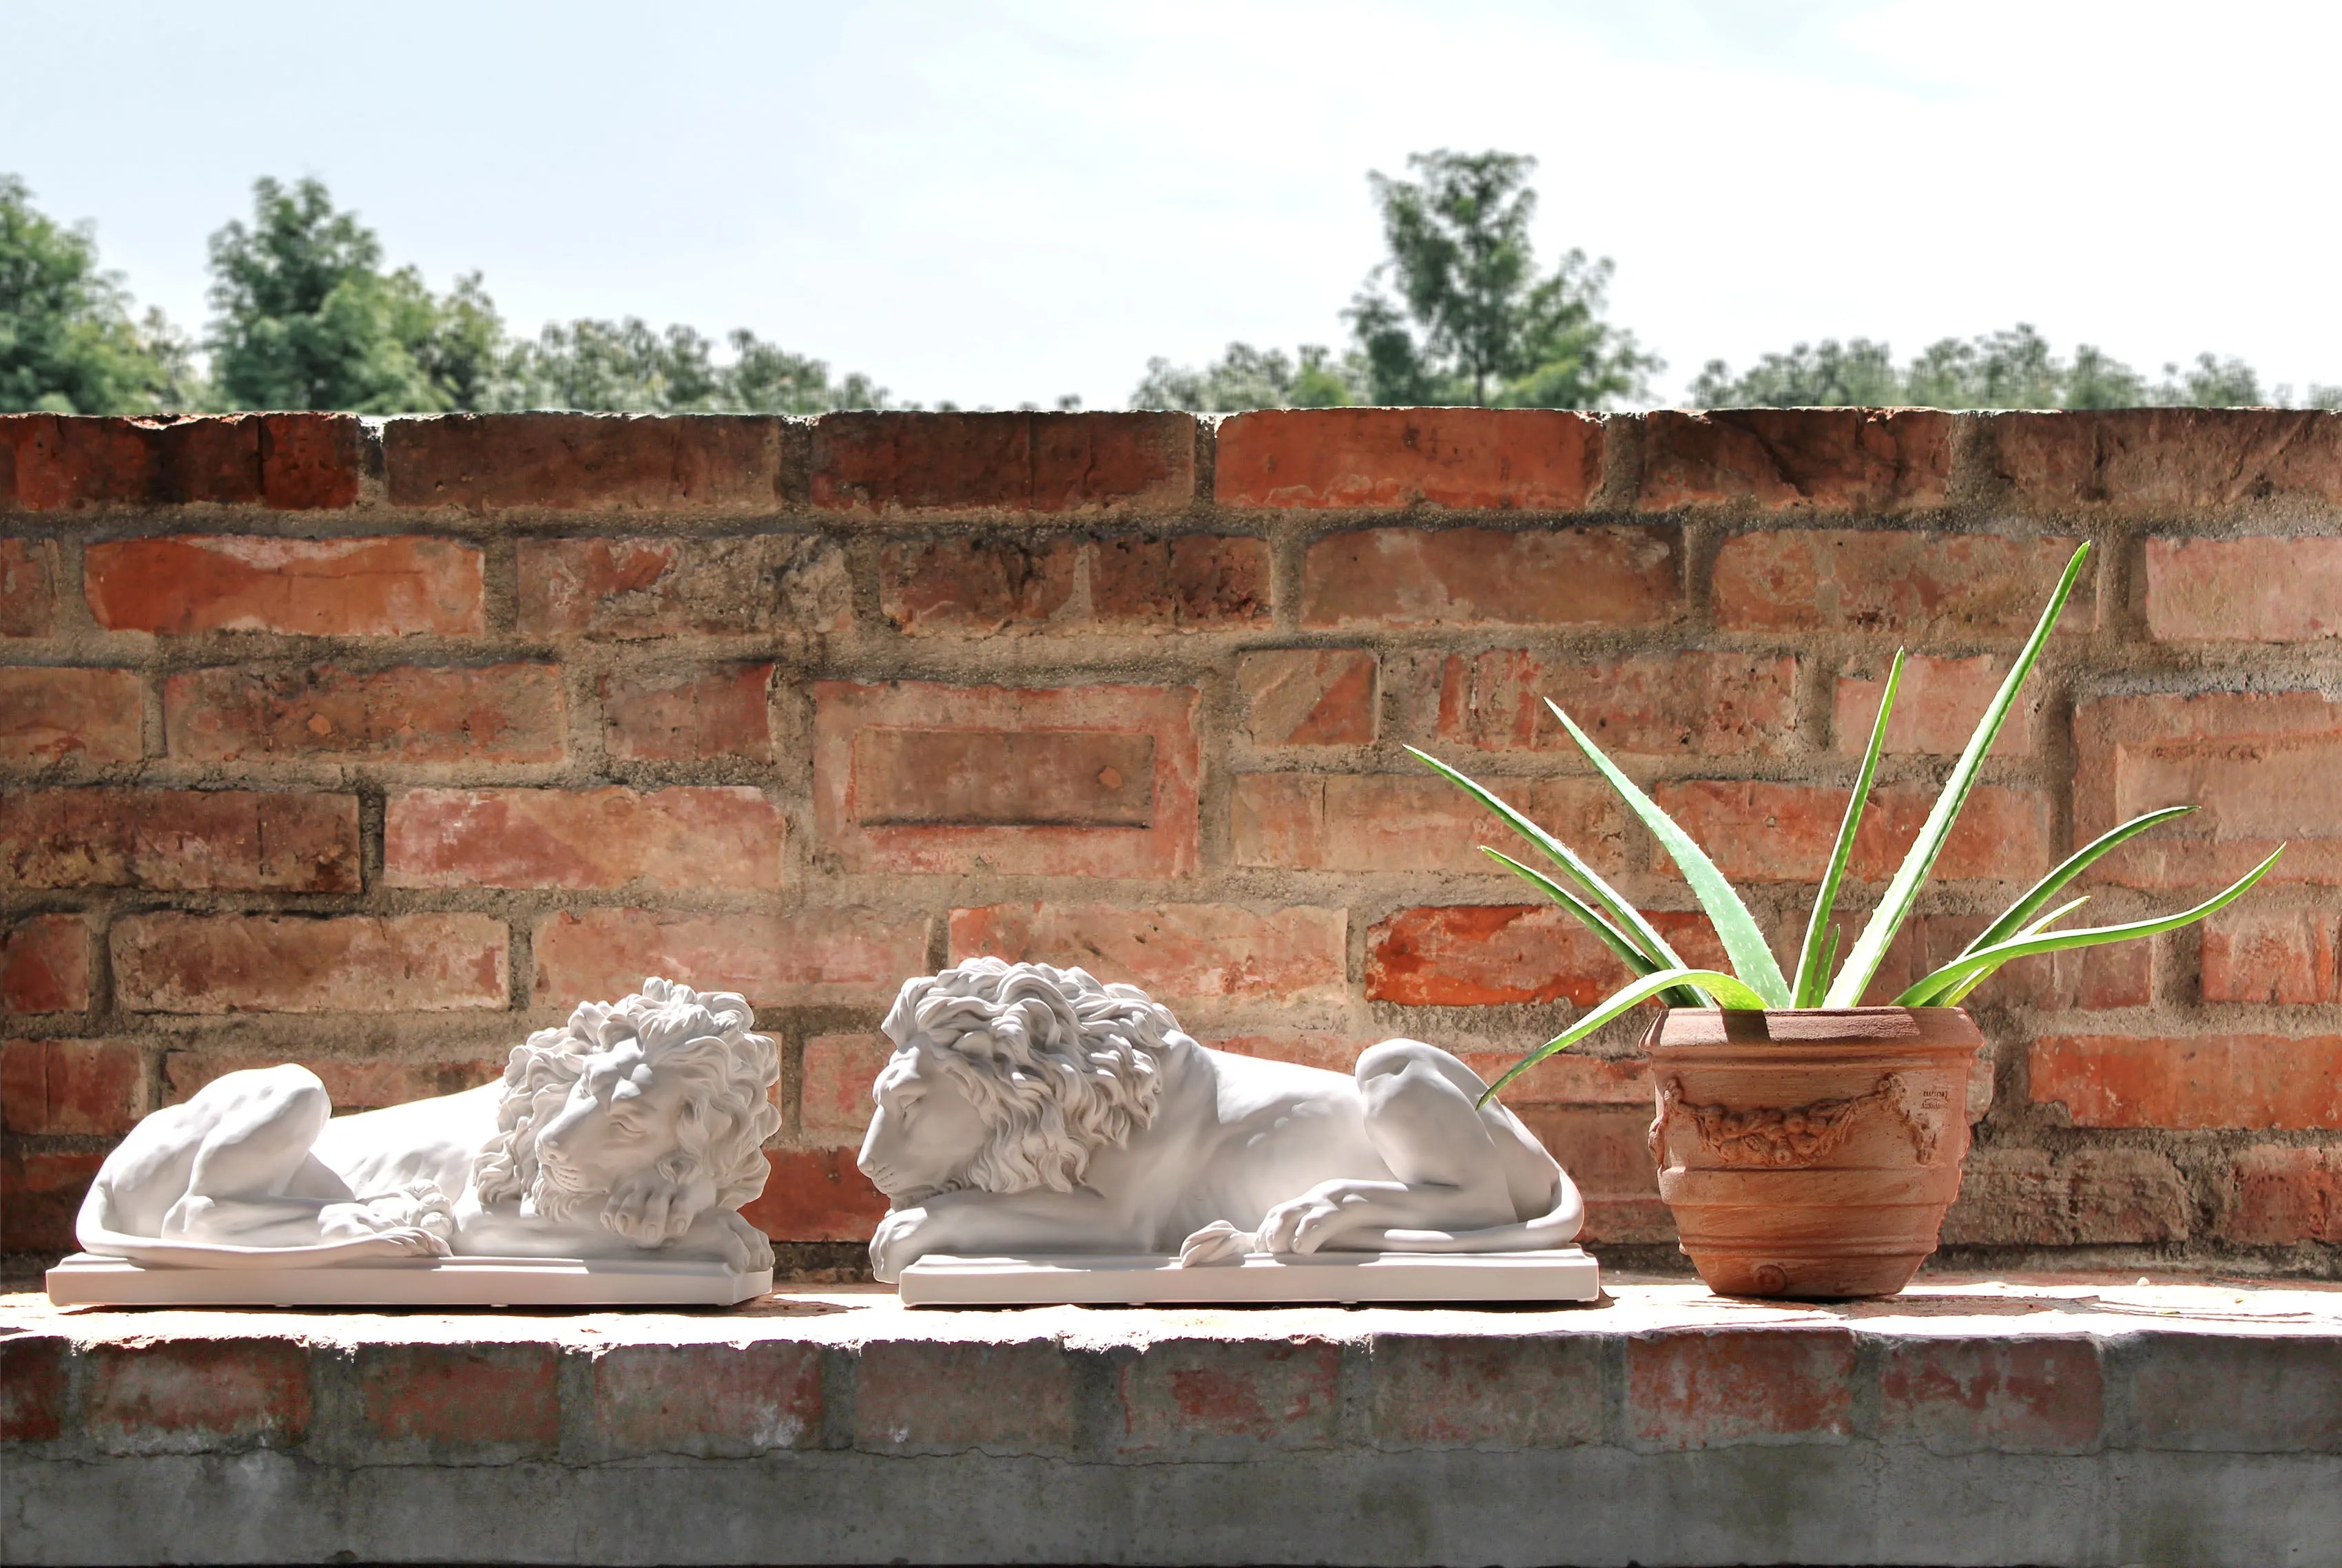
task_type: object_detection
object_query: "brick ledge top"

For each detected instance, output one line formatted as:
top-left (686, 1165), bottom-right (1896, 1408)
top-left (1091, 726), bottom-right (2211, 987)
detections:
top-left (10, 1273), bottom-right (2339, 1347)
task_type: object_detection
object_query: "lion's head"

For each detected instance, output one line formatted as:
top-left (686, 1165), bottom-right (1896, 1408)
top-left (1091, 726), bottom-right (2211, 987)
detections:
top-left (472, 976), bottom-right (781, 1253)
top-left (859, 957), bottom-right (1189, 1202)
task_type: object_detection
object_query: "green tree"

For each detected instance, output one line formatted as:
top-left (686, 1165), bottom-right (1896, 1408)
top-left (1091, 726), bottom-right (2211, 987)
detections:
top-left (1, 175), bottom-right (193, 413)
top-left (1345, 151), bottom-right (1657, 408)
top-left (1691, 324), bottom-right (2307, 410)
top-left (501, 319), bottom-right (889, 413)
top-left (206, 176), bottom-right (502, 412)
top-left (1130, 342), bottom-right (1360, 411)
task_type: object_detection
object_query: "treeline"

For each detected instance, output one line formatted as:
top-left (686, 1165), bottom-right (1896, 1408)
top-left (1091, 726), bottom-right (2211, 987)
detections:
top-left (4, 160), bottom-right (2335, 417)
top-left (2, 174), bottom-right (893, 417)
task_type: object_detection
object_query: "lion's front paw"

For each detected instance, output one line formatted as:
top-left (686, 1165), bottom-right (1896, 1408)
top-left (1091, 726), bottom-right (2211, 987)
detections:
top-left (605, 1174), bottom-right (712, 1248)
top-left (869, 1205), bottom-right (935, 1284)
top-left (357, 1181), bottom-right (455, 1242)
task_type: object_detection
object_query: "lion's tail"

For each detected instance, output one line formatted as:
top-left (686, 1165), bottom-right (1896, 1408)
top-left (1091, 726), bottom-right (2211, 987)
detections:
top-left (74, 1182), bottom-right (449, 1271)
top-left (1358, 1169), bottom-right (1586, 1253)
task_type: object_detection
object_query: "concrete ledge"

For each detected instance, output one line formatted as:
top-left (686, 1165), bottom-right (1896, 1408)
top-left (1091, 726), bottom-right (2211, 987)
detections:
top-left (4, 1275), bottom-right (2338, 1567)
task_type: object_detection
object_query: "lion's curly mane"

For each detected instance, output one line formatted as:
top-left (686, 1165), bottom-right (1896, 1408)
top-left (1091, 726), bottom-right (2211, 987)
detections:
top-left (473, 977), bottom-right (781, 1246)
top-left (880, 957), bottom-right (1188, 1194)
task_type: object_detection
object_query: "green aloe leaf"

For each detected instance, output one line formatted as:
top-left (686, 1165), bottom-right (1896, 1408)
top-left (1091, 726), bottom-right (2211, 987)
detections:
top-left (1794, 649), bottom-right (1905, 1006)
top-left (1479, 966), bottom-right (1776, 1106)
top-left (1827, 542), bottom-right (2094, 1007)
top-left (1408, 746), bottom-right (1713, 1004)
top-left (1481, 848), bottom-right (1706, 1007)
top-left (1937, 897), bottom-right (2089, 1005)
top-left (1544, 700), bottom-right (1792, 1008)
top-left (1892, 848), bottom-right (2283, 1007)
top-left (1951, 806), bottom-right (2195, 966)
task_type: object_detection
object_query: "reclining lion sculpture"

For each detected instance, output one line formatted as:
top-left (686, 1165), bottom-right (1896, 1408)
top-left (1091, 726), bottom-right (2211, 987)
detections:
top-left (76, 977), bottom-right (782, 1274)
top-left (858, 958), bottom-right (1582, 1281)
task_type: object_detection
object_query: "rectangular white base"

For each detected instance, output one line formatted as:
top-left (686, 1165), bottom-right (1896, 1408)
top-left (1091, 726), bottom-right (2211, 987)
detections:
top-left (44, 1253), bottom-right (772, 1308)
top-left (897, 1248), bottom-right (1601, 1306)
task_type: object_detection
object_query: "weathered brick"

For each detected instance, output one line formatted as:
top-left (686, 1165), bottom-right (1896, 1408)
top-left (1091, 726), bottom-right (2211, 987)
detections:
top-left (165, 662), bottom-right (566, 763)
top-left (587, 1341), bottom-right (825, 1457)
top-left (2029, 1034), bottom-right (2342, 1129)
top-left (1216, 407), bottom-right (1603, 510)
top-left (810, 411), bottom-right (1194, 515)
top-left (814, 681), bottom-right (1200, 877)
top-left (1835, 653), bottom-right (2038, 757)
top-left (601, 662), bottom-right (773, 762)
top-left (386, 412), bottom-right (782, 512)
top-left (1640, 408), bottom-right (1951, 512)
top-left (1, 1038), bottom-right (141, 1133)
top-left (1232, 774), bottom-right (1629, 876)
top-left (2146, 535), bottom-right (2342, 642)
top-left (1649, 782), bottom-right (2051, 884)
top-left (800, 1033), bottom-right (891, 1146)
top-left (1626, 1328), bottom-right (1859, 1448)
top-left (1984, 408), bottom-right (2342, 512)
top-left (532, 907), bottom-right (926, 1007)
top-left (353, 1344), bottom-right (559, 1456)
top-left (83, 1339), bottom-right (312, 1454)
top-left (1205, 1032), bottom-right (1376, 1074)
top-left (878, 536), bottom-right (1077, 634)
top-left (741, 1148), bottom-right (888, 1241)
top-left (2224, 1146), bottom-right (2342, 1244)
top-left (854, 1341), bottom-right (1079, 1454)
top-left (0, 788), bottom-right (359, 891)
top-left (1301, 525), bottom-right (1679, 629)
top-left (1, 913), bottom-right (90, 1012)
top-left (1366, 905), bottom-right (1726, 1008)
top-left (1453, 1052), bottom-right (1655, 1109)
top-left (1, 537), bottom-right (57, 636)
top-left (1365, 1335), bottom-right (1604, 1447)
top-left (1861, 912), bottom-right (2150, 1012)
top-left (2202, 910), bottom-right (2341, 1003)
top-left (0, 1149), bottom-right (103, 1252)
top-left (84, 536), bottom-right (484, 636)
top-left (2074, 691), bottom-right (2342, 887)
top-left (163, 1052), bottom-right (501, 1111)
top-left (2126, 1337), bottom-right (2342, 1452)
top-left (0, 1335), bottom-right (69, 1442)
top-left (386, 786), bottom-right (782, 891)
top-left (517, 534), bottom-right (849, 638)
top-left (1, 412), bottom-right (360, 511)
top-left (1516, 1105), bottom-right (1672, 1243)
top-left (0, 667), bottom-right (142, 762)
top-left (1089, 534), bottom-right (1271, 631)
top-left (112, 913), bottom-right (509, 1014)
top-left (1713, 530), bottom-right (2091, 635)
top-left (1940, 1147), bottom-right (2192, 1246)
top-left (1238, 649), bottom-right (1378, 746)
top-left (1117, 1340), bottom-right (1340, 1454)
top-left (950, 902), bottom-right (1347, 1005)
top-left (1877, 1338), bottom-right (2104, 1454)
top-left (1438, 649), bottom-right (1799, 756)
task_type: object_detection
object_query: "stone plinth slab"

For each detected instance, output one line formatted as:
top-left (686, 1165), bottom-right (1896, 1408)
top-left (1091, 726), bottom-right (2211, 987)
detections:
top-left (43, 1252), bottom-right (771, 1308)
top-left (897, 1248), bottom-right (1600, 1306)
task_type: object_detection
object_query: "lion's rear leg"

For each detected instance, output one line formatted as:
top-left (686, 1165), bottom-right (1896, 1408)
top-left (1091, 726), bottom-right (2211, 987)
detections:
top-left (163, 1066), bottom-right (369, 1246)
top-left (1260, 1041), bottom-right (1527, 1255)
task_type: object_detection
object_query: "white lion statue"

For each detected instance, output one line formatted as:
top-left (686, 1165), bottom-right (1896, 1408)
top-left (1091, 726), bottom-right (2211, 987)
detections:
top-left (78, 977), bottom-right (782, 1273)
top-left (858, 958), bottom-right (1582, 1281)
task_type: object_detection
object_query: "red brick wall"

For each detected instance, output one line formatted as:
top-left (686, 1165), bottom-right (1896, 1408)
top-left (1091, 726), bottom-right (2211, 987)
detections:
top-left (3, 406), bottom-right (2337, 1270)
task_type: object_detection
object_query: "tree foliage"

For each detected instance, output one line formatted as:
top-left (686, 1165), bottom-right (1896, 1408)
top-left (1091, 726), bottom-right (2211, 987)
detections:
top-left (501, 320), bottom-right (887, 413)
top-left (1691, 323), bottom-right (2336, 410)
top-left (1, 175), bottom-right (195, 413)
top-left (1130, 342), bottom-right (1359, 412)
top-left (1346, 151), bottom-right (1658, 409)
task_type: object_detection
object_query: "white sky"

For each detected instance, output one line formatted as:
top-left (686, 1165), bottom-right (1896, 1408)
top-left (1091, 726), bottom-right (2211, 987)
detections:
top-left (6, 0), bottom-right (2337, 408)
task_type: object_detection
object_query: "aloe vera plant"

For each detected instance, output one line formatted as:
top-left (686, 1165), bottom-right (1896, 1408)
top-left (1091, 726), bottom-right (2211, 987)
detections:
top-left (1412, 542), bottom-right (2283, 1104)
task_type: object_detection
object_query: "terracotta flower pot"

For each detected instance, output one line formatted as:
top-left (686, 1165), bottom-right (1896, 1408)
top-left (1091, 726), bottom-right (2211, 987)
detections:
top-left (1643, 1006), bottom-right (1982, 1299)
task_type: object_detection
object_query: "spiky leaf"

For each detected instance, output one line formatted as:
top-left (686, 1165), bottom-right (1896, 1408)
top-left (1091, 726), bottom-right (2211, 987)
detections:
top-left (1479, 967), bottom-right (1776, 1105)
top-left (1794, 649), bottom-right (1904, 1006)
